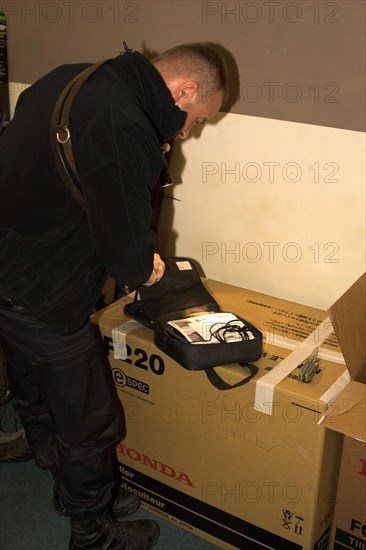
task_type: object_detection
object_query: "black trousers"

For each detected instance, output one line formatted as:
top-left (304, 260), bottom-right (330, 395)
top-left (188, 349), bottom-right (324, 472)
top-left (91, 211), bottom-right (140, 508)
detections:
top-left (0, 305), bottom-right (125, 519)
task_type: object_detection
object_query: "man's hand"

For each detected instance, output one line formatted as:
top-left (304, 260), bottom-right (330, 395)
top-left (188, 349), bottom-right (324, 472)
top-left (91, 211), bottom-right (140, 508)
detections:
top-left (143, 253), bottom-right (165, 286)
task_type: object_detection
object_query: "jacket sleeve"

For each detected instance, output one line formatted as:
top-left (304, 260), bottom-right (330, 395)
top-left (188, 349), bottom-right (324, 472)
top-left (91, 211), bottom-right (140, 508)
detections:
top-left (73, 91), bottom-right (164, 287)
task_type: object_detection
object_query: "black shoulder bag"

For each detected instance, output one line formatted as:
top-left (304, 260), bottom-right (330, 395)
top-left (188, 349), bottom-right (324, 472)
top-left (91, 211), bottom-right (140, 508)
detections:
top-left (124, 257), bottom-right (262, 391)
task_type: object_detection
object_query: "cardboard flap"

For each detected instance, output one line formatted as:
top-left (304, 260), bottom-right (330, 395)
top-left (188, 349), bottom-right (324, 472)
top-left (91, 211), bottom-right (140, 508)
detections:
top-left (327, 272), bottom-right (366, 380)
top-left (321, 381), bottom-right (366, 442)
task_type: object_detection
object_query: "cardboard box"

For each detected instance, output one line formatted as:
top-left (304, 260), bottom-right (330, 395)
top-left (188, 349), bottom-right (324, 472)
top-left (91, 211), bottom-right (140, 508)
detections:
top-left (320, 273), bottom-right (366, 550)
top-left (92, 276), bottom-right (352, 550)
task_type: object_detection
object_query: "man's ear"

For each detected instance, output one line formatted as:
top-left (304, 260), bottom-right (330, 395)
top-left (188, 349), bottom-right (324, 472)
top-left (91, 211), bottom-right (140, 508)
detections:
top-left (172, 80), bottom-right (199, 106)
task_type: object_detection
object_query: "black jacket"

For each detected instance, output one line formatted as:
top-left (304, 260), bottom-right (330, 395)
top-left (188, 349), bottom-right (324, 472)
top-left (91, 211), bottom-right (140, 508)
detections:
top-left (0, 51), bottom-right (186, 333)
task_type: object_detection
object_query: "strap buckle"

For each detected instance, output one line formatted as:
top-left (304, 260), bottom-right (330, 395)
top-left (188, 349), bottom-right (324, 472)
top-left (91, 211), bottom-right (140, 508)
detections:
top-left (56, 124), bottom-right (71, 144)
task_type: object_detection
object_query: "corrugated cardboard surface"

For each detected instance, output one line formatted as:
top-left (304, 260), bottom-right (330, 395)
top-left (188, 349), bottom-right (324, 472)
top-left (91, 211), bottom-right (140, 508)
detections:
top-left (328, 273), bottom-right (366, 383)
top-left (321, 273), bottom-right (366, 442)
top-left (93, 279), bottom-right (347, 550)
top-left (316, 273), bottom-right (366, 549)
top-left (329, 437), bottom-right (366, 550)
top-left (321, 381), bottom-right (366, 442)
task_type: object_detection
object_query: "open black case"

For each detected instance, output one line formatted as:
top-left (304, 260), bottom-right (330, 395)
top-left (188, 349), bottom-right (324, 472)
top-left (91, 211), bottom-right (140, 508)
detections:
top-left (124, 258), bottom-right (263, 390)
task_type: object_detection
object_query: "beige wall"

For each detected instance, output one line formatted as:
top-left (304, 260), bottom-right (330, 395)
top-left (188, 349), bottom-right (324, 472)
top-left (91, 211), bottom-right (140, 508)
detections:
top-left (8, 81), bottom-right (29, 116)
top-left (157, 112), bottom-right (365, 309)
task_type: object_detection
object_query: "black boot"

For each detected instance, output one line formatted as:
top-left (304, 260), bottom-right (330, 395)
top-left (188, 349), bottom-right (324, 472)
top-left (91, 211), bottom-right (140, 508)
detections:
top-left (54, 485), bottom-right (140, 518)
top-left (69, 512), bottom-right (160, 550)
top-left (110, 487), bottom-right (141, 520)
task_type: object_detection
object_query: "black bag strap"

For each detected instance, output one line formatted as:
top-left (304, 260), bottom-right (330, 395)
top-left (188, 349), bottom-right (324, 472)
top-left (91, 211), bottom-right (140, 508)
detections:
top-left (205, 362), bottom-right (258, 391)
top-left (49, 45), bottom-right (173, 213)
top-left (50, 58), bottom-right (108, 209)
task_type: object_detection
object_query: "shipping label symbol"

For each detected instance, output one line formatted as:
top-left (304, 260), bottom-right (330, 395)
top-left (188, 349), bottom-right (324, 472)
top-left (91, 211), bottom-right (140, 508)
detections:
top-left (294, 516), bottom-right (305, 535)
top-left (282, 509), bottom-right (293, 529)
top-left (282, 510), bottom-right (305, 536)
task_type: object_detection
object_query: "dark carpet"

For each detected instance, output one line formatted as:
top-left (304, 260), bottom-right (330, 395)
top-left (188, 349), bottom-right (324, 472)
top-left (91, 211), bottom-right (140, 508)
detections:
top-left (0, 458), bottom-right (223, 550)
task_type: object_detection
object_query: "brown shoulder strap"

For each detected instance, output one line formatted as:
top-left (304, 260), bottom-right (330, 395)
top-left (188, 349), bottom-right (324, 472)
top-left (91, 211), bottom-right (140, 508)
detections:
top-left (50, 59), bottom-right (108, 209)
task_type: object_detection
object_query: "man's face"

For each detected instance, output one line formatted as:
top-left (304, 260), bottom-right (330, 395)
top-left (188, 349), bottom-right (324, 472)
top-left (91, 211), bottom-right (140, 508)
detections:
top-left (174, 88), bottom-right (224, 140)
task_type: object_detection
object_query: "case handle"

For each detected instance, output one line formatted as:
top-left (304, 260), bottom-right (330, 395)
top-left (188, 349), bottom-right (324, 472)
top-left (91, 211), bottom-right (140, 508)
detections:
top-left (205, 362), bottom-right (258, 391)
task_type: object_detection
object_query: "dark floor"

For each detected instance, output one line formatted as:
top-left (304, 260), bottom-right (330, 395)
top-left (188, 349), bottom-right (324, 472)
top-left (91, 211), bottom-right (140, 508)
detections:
top-left (0, 457), bottom-right (223, 550)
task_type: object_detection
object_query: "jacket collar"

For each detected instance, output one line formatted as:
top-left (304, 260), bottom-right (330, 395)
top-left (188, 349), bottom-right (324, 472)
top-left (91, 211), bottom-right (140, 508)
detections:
top-left (108, 51), bottom-right (187, 144)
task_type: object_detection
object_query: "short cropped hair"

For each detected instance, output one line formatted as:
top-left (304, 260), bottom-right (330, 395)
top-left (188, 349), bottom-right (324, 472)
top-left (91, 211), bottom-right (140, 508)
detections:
top-left (152, 43), bottom-right (229, 103)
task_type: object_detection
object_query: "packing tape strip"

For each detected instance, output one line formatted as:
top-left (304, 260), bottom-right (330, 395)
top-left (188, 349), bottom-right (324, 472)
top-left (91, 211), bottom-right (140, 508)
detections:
top-left (317, 370), bottom-right (352, 427)
top-left (112, 320), bottom-right (142, 360)
top-left (318, 369), bottom-right (351, 408)
top-left (262, 332), bottom-right (345, 365)
top-left (255, 316), bottom-right (335, 415)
